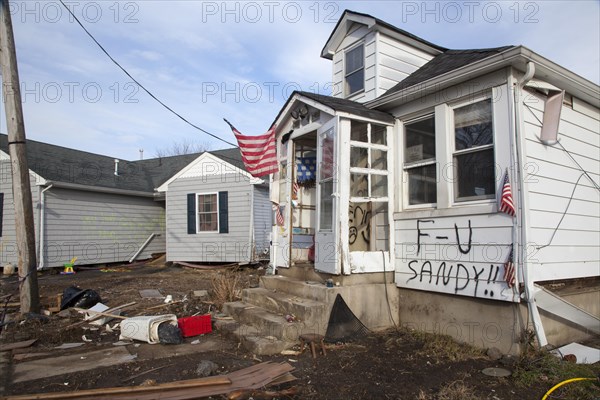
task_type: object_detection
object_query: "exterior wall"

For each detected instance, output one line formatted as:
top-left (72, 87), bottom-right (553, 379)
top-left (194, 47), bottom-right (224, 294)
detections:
top-left (390, 71), bottom-right (518, 302)
top-left (398, 287), bottom-right (596, 354)
top-left (166, 175), bottom-right (253, 263)
top-left (331, 25), bottom-right (434, 102)
top-left (522, 89), bottom-right (600, 281)
top-left (42, 188), bottom-right (165, 267)
top-left (253, 185), bottom-right (272, 260)
top-left (0, 159), bottom-right (41, 267)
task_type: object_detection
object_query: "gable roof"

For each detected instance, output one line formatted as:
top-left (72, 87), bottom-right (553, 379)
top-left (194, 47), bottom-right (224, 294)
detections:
top-left (381, 46), bottom-right (516, 96)
top-left (0, 134), bottom-right (242, 193)
top-left (321, 10), bottom-right (446, 59)
top-left (272, 90), bottom-right (395, 128)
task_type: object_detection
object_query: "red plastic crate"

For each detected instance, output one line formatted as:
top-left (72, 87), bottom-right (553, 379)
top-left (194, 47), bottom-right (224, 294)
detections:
top-left (177, 314), bottom-right (212, 337)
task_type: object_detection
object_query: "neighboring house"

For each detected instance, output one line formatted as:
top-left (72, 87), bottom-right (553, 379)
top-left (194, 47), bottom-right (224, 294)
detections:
top-left (157, 151), bottom-right (271, 264)
top-left (268, 10), bottom-right (599, 352)
top-left (0, 134), bottom-right (261, 268)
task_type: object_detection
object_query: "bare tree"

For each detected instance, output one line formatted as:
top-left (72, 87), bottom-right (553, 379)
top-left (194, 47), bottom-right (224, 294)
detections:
top-left (154, 139), bottom-right (211, 157)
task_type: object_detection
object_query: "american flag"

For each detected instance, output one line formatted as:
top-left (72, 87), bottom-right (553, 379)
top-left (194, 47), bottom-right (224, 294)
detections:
top-left (499, 169), bottom-right (516, 216)
top-left (276, 206), bottom-right (285, 226)
top-left (504, 246), bottom-right (516, 288)
top-left (293, 181), bottom-right (300, 195)
top-left (224, 119), bottom-right (278, 177)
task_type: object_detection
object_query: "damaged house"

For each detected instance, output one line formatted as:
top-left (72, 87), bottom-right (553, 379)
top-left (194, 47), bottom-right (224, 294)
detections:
top-left (224, 10), bottom-right (599, 355)
top-left (0, 135), bottom-right (268, 268)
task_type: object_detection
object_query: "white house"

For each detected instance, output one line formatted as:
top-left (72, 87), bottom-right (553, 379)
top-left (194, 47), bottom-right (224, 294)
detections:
top-left (227, 10), bottom-right (599, 354)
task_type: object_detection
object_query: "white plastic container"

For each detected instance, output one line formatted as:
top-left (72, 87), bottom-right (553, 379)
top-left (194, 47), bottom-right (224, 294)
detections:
top-left (3, 263), bottom-right (15, 276)
top-left (119, 314), bottom-right (178, 344)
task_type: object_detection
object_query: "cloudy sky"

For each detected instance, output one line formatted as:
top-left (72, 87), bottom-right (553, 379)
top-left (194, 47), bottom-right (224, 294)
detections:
top-left (1, 1), bottom-right (598, 160)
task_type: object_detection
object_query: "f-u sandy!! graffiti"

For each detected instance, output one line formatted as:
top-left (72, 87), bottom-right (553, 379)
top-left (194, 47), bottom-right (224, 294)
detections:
top-left (403, 219), bottom-right (513, 300)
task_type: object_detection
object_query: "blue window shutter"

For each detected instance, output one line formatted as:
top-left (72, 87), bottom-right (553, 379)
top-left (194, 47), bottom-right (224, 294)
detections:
top-left (0, 193), bottom-right (4, 237)
top-left (187, 193), bottom-right (196, 234)
top-left (218, 191), bottom-right (228, 234)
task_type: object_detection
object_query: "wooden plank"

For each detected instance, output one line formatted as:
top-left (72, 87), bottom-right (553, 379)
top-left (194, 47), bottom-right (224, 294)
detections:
top-left (1, 339), bottom-right (37, 351)
top-left (72, 308), bottom-right (127, 320)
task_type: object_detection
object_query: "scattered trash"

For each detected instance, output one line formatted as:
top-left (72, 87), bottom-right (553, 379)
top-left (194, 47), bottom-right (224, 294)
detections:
top-left (82, 335), bottom-right (92, 343)
top-left (119, 314), bottom-right (178, 344)
top-left (139, 289), bottom-right (163, 299)
top-left (60, 286), bottom-right (101, 310)
top-left (82, 303), bottom-right (122, 325)
top-left (54, 343), bottom-right (85, 350)
top-left (280, 350), bottom-right (301, 356)
top-left (164, 295), bottom-right (173, 304)
top-left (190, 339), bottom-right (201, 345)
top-left (157, 321), bottom-right (183, 344)
top-left (288, 359), bottom-right (298, 363)
top-left (193, 290), bottom-right (209, 298)
top-left (195, 360), bottom-right (219, 377)
top-left (285, 314), bottom-right (297, 322)
top-left (178, 314), bottom-right (212, 337)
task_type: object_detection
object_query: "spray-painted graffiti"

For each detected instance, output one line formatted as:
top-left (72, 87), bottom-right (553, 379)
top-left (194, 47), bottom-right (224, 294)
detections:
top-left (398, 218), bottom-right (519, 303)
top-left (349, 202), bottom-right (370, 251)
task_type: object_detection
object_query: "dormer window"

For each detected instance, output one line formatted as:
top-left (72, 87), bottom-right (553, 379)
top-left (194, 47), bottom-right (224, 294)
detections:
top-left (345, 44), bottom-right (364, 96)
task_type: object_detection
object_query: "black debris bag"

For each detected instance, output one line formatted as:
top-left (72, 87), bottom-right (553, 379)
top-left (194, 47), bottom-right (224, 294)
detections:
top-left (60, 286), bottom-right (102, 310)
top-left (324, 294), bottom-right (370, 343)
top-left (157, 321), bottom-right (183, 344)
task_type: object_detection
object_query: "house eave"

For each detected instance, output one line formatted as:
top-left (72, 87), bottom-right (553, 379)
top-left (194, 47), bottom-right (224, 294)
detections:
top-left (366, 46), bottom-right (600, 110)
top-left (39, 180), bottom-right (156, 198)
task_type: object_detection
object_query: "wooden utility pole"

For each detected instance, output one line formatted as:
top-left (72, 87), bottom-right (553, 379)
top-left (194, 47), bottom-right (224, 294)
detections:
top-left (0, 0), bottom-right (40, 314)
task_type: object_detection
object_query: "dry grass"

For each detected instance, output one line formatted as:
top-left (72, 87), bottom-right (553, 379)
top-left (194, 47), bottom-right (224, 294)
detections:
top-left (412, 330), bottom-right (485, 362)
top-left (210, 270), bottom-right (243, 310)
top-left (436, 380), bottom-right (479, 400)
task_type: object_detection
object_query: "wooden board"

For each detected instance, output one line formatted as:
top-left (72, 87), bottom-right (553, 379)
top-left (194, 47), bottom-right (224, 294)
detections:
top-left (0, 339), bottom-right (37, 351)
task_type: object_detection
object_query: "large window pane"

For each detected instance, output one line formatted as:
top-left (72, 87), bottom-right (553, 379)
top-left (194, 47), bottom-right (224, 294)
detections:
top-left (345, 45), bottom-right (364, 95)
top-left (197, 194), bottom-right (218, 232)
top-left (371, 125), bottom-right (387, 145)
top-left (405, 116), bottom-right (436, 163)
top-left (455, 149), bottom-right (495, 199)
top-left (407, 165), bottom-right (437, 205)
top-left (319, 180), bottom-right (333, 230)
top-left (455, 99), bottom-right (493, 151)
top-left (320, 129), bottom-right (334, 180)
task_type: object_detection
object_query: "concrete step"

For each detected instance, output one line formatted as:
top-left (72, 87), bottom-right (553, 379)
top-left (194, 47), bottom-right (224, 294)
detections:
top-left (213, 319), bottom-right (293, 355)
top-left (276, 263), bottom-right (327, 282)
top-left (242, 287), bottom-right (327, 325)
top-left (260, 275), bottom-right (332, 301)
top-left (222, 301), bottom-right (304, 341)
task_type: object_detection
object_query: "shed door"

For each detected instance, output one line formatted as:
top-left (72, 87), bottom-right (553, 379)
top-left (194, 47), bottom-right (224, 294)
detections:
top-left (315, 118), bottom-right (340, 274)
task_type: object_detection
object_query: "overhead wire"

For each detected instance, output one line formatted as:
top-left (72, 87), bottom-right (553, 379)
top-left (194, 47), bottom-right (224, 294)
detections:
top-left (57, 0), bottom-right (239, 149)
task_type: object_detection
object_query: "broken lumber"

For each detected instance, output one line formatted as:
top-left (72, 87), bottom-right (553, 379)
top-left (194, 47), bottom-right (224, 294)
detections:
top-left (72, 308), bottom-right (127, 320)
top-left (1, 362), bottom-right (295, 400)
top-left (0, 339), bottom-right (37, 351)
top-left (65, 302), bottom-right (136, 330)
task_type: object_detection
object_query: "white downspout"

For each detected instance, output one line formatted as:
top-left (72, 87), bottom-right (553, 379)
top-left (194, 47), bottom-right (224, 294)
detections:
top-left (248, 188), bottom-right (255, 263)
top-left (38, 184), bottom-right (53, 269)
top-left (514, 61), bottom-right (548, 347)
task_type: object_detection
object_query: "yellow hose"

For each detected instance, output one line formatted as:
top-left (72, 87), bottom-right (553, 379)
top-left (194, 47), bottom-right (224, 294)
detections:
top-left (541, 377), bottom-right (595, 400)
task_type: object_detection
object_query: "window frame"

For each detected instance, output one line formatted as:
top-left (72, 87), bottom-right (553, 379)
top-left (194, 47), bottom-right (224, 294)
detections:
top-left (344, 43), bottom-right (365, 97)
top-left (196, 192), bottom-right (219, 233)
top-left (450, 96), bottom-right (496, 203)
top-left (402, 113), bottom-right (437, 209)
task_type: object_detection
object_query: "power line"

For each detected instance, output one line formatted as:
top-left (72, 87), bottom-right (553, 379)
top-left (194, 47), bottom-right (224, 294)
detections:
top-left (58, 0), bottom-right (238, 149)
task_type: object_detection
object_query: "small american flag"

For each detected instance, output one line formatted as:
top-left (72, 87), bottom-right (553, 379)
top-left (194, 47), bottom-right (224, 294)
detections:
top-left (293, 181), bottom-right (300, 195)
top-left (224, 119), bottom-right (278, 177)
top-left (276, 206), bottom-right (285, 226)
top-left (504, 246), bottom-right (516, 288)
top-left (499, 169), bottom-right (516, 216)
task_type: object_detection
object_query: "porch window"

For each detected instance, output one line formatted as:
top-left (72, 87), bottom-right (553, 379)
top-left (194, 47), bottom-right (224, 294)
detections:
top-left (345, 44), bottom-right (364, 96)
top-left (453, 99), bottom-right (495, 201)
top-left (349, 121), bottom-right (389, 251)
top-left (319, 128), bottom-right (335, 231)
top-left (404, 115), bottom-right (436, 205)
top-left (197, 193), bottom-right (218, 232)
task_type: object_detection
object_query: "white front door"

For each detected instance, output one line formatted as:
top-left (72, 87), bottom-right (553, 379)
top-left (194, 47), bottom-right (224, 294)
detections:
top-left (315, 118), bottom-right (340, 274)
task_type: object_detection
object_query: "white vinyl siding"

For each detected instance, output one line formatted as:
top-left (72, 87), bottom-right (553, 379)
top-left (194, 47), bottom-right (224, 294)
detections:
top-left (252, 185), bottom-right (271, 259)
top-left (523, 89), bottom-right (600, 281)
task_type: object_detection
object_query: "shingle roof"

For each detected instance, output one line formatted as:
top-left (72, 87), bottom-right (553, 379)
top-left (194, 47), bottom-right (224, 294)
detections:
top-left (0, 134), bottom-right (242, 193)
top-left (381, 46), bottom-right (516, 96)
top-left (280, 91), bottom-right (395, 124)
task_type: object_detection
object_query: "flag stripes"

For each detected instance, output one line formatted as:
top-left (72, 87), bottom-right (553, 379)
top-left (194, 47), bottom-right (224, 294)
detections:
top-left (225, 119), bottom-right (278, 177)
top-left (499, 169), bottom-right (516, 216)
top-left (504, 246), bottom-right (516, 288)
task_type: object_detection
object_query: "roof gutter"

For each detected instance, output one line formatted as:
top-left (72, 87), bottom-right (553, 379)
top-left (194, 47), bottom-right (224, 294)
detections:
top-left (39, 181), bottom-right (157, 198)
top-left (366, 46), bottom-right (599, 109)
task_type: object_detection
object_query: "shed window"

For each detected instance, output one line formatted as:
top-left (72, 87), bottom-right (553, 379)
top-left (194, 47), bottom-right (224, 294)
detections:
top-left (345, 45), bottom-right (364, 96)
top-left (453, 99), bottom-right (495, 201)
top-left (404, 115), bottom-right (436, 205)
top-left (197, 193), bottom-right (218, 232)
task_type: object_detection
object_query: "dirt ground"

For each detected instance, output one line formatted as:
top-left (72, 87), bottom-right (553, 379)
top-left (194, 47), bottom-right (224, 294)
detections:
top-left (1, 262), bottom-right (598, 399)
